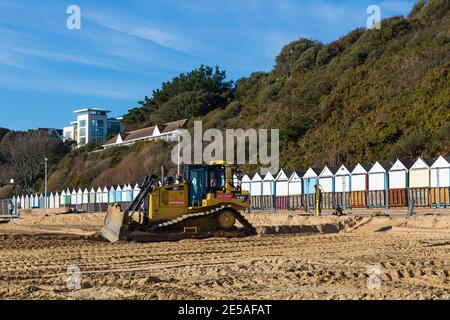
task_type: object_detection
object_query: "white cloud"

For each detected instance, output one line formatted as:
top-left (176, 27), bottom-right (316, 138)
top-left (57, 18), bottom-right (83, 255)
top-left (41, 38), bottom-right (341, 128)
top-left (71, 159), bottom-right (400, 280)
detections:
top-left (85, 10), bottom-right (195, 54)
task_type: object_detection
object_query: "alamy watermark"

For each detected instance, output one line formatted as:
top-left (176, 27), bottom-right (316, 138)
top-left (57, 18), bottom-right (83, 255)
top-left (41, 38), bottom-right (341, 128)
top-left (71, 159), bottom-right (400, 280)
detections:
top-left (367, 5), bottom-right (382, 30)
top-left (66, 5), bottom-right (81, 30)
top-left (67, 265), bottom-right (81, 290)
top-left (171, 121), bottom-right (279, 175)
top-left (366, 264), bottom-right (382, 290)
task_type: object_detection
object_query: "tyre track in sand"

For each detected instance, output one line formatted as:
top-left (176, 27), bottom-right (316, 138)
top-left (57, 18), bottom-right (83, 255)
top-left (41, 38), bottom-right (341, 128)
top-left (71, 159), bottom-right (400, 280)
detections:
top-left (0, 214), bottom-right (449, 299)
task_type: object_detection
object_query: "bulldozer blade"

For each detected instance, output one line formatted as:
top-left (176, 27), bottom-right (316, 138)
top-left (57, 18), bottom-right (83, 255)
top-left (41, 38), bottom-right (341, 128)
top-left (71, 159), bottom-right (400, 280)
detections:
top-left (101, 204), bottom-right (125, 243)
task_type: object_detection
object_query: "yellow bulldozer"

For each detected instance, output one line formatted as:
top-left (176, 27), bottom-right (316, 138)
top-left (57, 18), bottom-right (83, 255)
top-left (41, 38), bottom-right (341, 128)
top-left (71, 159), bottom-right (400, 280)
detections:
top-left (101, 161), bottom-right (256, 242)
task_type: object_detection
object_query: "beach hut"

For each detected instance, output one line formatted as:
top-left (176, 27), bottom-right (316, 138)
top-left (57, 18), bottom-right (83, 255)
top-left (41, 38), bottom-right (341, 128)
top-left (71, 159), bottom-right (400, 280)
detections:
top-left (367, 162), bottom-right (392, 208)
top-left (115, 185), bottom-right (123, 203)
top-left (250, 173), bottom-right (263, 209)
top-left (263, 172), bottom-right (275, 210)
top-left (389, 159), bottom-right (414, 189)
top-left (368, 162), bottom-right (392, 191)
top-left (275, 170), bottom-right (290, 196)
top-left (19, 195), bottom-right (25, 210)
top-left (408, 158), bottom-right (434, 207)
top-left (430, 156), bottom-right (450, 207)
top-left (102, 187), bottom-right (109, 203)
top-left (409, 158), bottom-right (434, 188)
top-left (430, 156), bottom-right (450, 187)
top-left (87, 188), bottom-right (96, 212)
top-left (233, 174), bottom-right (239, 188)
top-left (250, 173), bottom-right (263, 196)
top-left (303, 168), bottom-right (321, 210)
top-left (262, 172), bottom-right (275, 196)
top-left (24, 195), bottom-right (30, 210)
top-left (54, 192), bottom-right (60, 209)
top-left (96, 187), bottom-right (102, 204)
top-left (241, 175), bottom-right (252, 194)
top-left (31, 194), bottom-right (36, 208)
top-left (303, 168), bottom-right (320, 195)
top-left (351, 163), bottom-right (371, 192)
top-left (287, 171), bottom-right (304, 210)
top-left (288, 171), bottom-right (304, 195)
top-left (336, 165), bottom-right (354, 209)
top-left (318, 166), bottom-right (338, 193)
top-left (76, 189), bottom-right (83, 205)
top-left (89, 188), bottom-right (96, 204)
top-left (388, 159), bottom-right (414, 207)
top-left (66, 189), bottom-right (73, 205)
top-left (49, 193), bottom-right (55, 209)
top-left (318, 166), bottom-right (338, 209)
top-left (275, 170), bottom-right (291, 209)
top-left (71, 189), bottom-right (77, 205)
top-left (124, 185), bottom-right (133, 203)
top-left (38, 194), bottom-right (44, 208)
top-left (132, 184), bottom-right (141, 200)
top-left (31, 194), bottom-right (38, 208)
top-left (108, 186), bottom-right (116, 203)
top-left (60, 190), bottom-right (66, 207)
top-left (82, 188), bottom-right (89, 204)
top-left (335, 165), bottom-right (353, 193)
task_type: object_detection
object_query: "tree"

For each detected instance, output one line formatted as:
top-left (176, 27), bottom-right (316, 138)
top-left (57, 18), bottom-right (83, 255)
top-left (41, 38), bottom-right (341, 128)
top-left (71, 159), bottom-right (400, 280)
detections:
top-left (0, 131), bottom-right (70, 193)
top-left (122, 65), bottom-right (234, 130)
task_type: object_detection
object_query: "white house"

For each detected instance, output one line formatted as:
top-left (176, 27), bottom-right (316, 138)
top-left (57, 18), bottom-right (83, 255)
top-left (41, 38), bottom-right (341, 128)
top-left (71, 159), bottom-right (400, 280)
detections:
top-left (351, 163), bottom-right (371, 191)
top-left (430, 156), bottom-right (450, 188)
top-left (335, 164), bottom-right (353, 193)
top-left (389, 159), bottom-right (415, 189)
top-left (409, 158), bottom-right (435, 188)
top-left (368, 162), bottom-right (392, 191)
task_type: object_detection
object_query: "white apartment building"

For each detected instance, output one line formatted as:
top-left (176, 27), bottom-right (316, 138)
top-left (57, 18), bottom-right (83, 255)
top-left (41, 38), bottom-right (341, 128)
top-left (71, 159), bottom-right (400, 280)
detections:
top-left (63, 108), bottom-right (123, 147)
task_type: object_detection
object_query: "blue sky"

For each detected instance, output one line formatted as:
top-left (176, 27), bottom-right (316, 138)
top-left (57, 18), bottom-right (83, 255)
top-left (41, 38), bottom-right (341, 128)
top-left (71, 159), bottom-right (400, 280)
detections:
top-left (0, 0), bottom-right (416, 130)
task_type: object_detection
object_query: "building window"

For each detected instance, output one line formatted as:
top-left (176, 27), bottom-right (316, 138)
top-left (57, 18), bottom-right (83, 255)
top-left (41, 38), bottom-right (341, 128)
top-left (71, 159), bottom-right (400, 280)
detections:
top-left (79, 137), bottom-right (86, 146)
top-left (79, 128), bottom-right (86, 137)
top-left (91, 119), bottom-right (105, 137)
top-left (92, 137), bottom-right (105, 144)
top-left (79, 120), bottom-right (86, 128)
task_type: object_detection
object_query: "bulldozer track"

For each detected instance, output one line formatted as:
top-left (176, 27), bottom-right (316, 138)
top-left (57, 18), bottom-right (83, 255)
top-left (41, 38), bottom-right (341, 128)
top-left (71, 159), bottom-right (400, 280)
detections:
top-left (149, 205), bottom-right (257, 235)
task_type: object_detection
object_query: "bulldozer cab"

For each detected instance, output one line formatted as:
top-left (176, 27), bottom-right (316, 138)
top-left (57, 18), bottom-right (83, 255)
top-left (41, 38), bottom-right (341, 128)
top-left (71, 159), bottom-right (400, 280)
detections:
top-left (184, 163), bottom-right (228, 206)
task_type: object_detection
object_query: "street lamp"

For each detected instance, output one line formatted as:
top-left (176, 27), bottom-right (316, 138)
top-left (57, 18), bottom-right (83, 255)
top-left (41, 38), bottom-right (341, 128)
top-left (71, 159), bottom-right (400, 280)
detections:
top-left (44, 157), bottom-right (48, 209)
